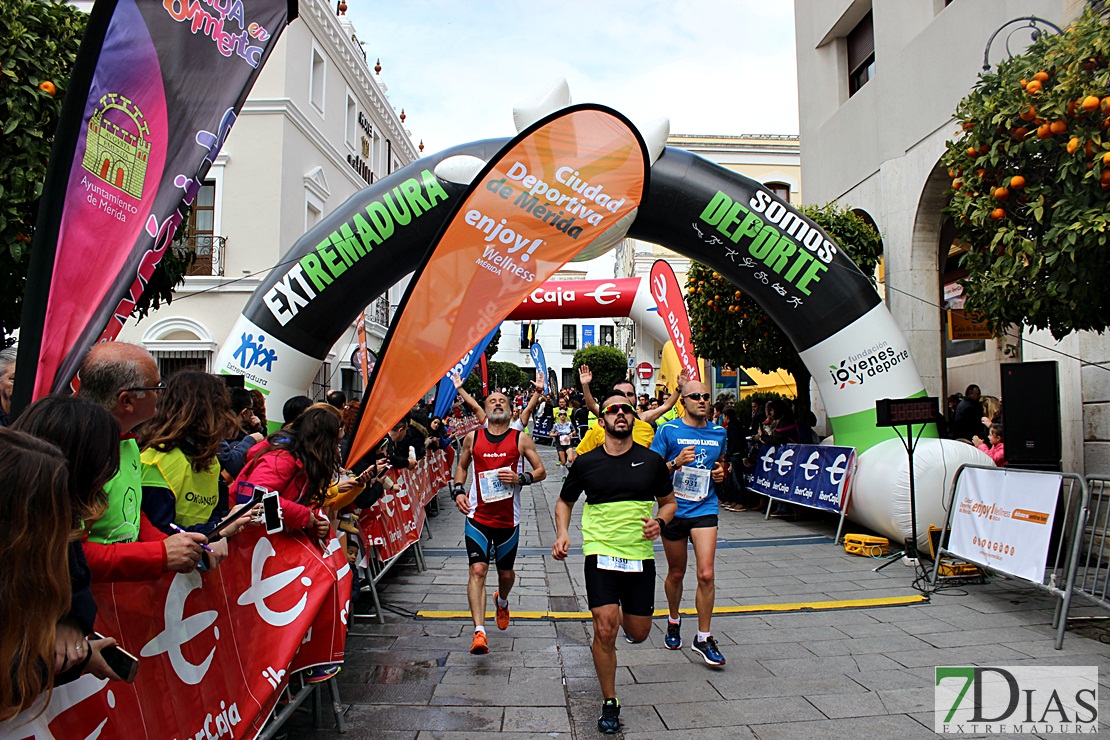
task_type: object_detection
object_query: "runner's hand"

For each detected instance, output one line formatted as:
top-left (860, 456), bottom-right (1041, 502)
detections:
top-left (496, 467), bottom-right (518, 485)
top-left (455, 491), bottom-right (471, 515)
top-left (552, 534), bottom-right (570, 560)
top-left (578, 364), bottom-right (592, 386)
top-left (711, 462), bottom-right (727, 483)
top-left (674, 445), bottom-right (697, 467)
top-left (641, 516), bottom-right (661, 541)
top-left (450, 371), bottom-right (464, 390)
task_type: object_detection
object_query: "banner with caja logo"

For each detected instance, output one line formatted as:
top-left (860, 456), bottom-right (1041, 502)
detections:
top-left (0, 526), bottom-right (348, 739)
top-left (650, 259), bottom-right (699, 382)
top-left (746, 444), bottom-right (856, 513)
top-left (358, 448), bottom-right (453, 561)
top-left (346, 105), bottom-right (648, 466)
top-left (947, 466), bottom-right (1061, 583)
top-left (15, 0), bottom-right (295, 405)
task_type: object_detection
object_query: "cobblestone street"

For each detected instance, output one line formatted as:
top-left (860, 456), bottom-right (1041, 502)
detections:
top-left (288, 444), bottom-right (1110, 738)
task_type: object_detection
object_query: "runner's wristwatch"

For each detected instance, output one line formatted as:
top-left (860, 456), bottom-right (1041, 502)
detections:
top-left (452, 482), bottom-right (466, 499)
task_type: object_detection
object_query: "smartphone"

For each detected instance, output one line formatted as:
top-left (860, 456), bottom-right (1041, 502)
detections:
top-left (92, 633), bottom-right (139, 683)
top-left (262, 489), bottom-right (283, 534)
top-left (208, 484), bottom-right (266, 542)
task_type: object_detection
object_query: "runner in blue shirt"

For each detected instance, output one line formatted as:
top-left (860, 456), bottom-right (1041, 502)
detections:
top-left (649, 380), bottom-right (728, 666)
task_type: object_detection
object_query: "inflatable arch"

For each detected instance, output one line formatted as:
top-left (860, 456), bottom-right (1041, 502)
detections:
top-left (215, 94), bottom-right (989, 547)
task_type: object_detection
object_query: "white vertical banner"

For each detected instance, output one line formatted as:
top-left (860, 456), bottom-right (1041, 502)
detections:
top-left (948, 467), bottom-right (1062, 583)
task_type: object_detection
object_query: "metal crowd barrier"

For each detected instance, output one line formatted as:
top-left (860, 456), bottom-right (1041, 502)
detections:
top-left (1071, 476), bottom-right (1110, 617)
top-left (929, 464), bottom-right (1088, 649)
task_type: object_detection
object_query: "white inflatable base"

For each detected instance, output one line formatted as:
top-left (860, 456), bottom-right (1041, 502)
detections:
top-left (850, 438), bottom-right (994, 550)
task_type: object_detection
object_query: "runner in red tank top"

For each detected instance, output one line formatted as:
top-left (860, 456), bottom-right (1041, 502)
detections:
top-left (453, 391), bottom-right (546, 654)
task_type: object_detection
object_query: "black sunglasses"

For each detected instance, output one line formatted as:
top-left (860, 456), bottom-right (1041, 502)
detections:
top-left (684, 392), bottom-right (711, 401)
top-left (601, 403), bottom-right (635, 416)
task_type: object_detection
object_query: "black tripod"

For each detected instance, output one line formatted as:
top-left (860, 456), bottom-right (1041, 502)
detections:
top-left (870, 397), bottom-right (940, 572)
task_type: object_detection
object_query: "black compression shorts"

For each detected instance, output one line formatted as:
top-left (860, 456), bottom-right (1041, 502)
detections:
top-left (464, 518), bottom-right (520, 571)
top-left (583, 554), bottom-right (656, 616)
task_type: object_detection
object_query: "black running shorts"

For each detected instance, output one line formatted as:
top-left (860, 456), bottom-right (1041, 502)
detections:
top-left (583, 554), bottom-right (656, 616)
top-left (660, 514), bottom-right (719, 541)
top-left (464, 518), bottom-right (520, 571)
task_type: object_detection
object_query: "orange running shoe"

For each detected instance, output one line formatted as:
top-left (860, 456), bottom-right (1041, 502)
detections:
top-left (470, 630), bottom-right (489, 655)
top-left (495, 597), bottom-right (510, 630)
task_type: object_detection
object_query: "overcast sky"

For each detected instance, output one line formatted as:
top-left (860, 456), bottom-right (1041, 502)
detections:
top-left (347, 1), bottom-right (799, 154)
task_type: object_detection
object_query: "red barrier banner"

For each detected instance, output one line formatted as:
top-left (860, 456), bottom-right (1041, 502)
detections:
top-left (650, 259), bottom-right (700, 382)
top-left (448, 415), bottom-right (481, 439)
top-left (357, 448), bottom-right (452, 561)
top-left (0, 527), bottom-right (349, 739)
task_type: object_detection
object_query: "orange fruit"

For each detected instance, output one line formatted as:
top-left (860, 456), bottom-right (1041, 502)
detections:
top-left (1068, 100), bottom-right (1079, 117)
top-left (1049, 120), bottom-right (1068, 134)
top-left (1026, 80), bottom-right (1042, 94)
top-left (1020, 79), bottom-right (1028, 89)
top-left (1037, 124), bottom-right (1052, 139)
top-left (1086, 140), bottom-right (1096, 157)
top-left (734, 291), bottom-right (742, 299)
top-left (948, 167), bottom-right (957, 178)
top-left (994, 187), bottom-right (1010, 201)
top-left (1083, 95), bottom-right (1101, 112)
top-left (1020, 106), bottom-right (1037, 122)
top-left (976, 168), bottom-right (987, 178)
top-left (967, 146), bottom-right (979, 157)
top-left (1067, 137), bottom-right (1080, 154)
top-left (952, 179), bottom-right (963, 189)
top-left (1100, 169), bottom-right (1110, 184)
top-left (990, 208), bottom-right (1006, 220)
top-left (1013, 127), bottom-right (1029, 140)
top-left (1033, 71), bottom-right (1050, 82)
top-left (1010, 175), bottom-right (1026, 190)
top-left (38, 80), bottom-right (55, 96)
top-left (1103, 152), bottom-right (1110, 165)
top-left (962, 121), bottom-right (975, 131)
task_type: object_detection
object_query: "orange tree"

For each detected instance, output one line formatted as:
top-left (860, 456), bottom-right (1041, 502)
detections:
top-left (941, 8), bottom-right (1110, 339)
top-left (0, 0), bottom-right (85, 343)
top-left (686, 203), bottom-right (882, 416)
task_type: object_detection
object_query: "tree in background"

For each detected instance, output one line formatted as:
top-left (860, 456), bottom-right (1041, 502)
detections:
top-left (941, 8), bottom-right (1110, 339)
top-left (686, 203), bottom-right (883, 416)
top-left (570, 345), bottom-right (628, 394)
top-left (2, 0), bottom-right (197, 344)
top-left (0, 0), bottom-right (84, 343)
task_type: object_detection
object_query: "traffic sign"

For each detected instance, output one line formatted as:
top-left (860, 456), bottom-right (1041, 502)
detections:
top-left (635, 362), bottom-right (654, 380)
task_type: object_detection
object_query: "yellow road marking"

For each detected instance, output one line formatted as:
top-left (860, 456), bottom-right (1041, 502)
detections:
top-left (416, 594), bottom-right (926, 621)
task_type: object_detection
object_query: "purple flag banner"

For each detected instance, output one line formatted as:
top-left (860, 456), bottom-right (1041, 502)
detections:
top-left (14, 0), bottom-right (296, 408)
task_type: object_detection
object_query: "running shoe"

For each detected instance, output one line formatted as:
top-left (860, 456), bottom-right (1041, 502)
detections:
top-left (470, 630), bottom-right (489, 655)
top-left (304, 664), bottom-right (341, 683)
top-left (664, 620), bottom-right (682, 650)
top-left (691, 635), bottom-right (726, 666)
top-left (597, 698), bottom-right (621, 734)
top-left (623, 630), bottom-right (644, 644)
top-left (495, 598), bottom-right (510, 630)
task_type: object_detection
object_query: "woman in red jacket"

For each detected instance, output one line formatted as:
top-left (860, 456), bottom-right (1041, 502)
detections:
top-left (232, 403), bottom-right (342, 542)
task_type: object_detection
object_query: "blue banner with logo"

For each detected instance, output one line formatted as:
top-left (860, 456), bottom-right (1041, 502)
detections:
top-left (746, 444), bottom-right (856, 513)
top-left (582, 325), bottom-right (595, 347)
top-left (529, 342), bottom-right (548, 388)
top-left (432, 325), bottom-right (499, 418)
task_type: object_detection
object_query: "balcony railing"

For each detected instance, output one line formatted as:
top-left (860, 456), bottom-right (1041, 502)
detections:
top-left (179, 234), bottom-right (227, 276)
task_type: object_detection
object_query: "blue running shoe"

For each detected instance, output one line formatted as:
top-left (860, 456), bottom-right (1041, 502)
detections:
top-left (691, 635), bottom-right (725, 666)
top-left (597, 698), bottom-right (621, 734)
top-left (623, 630), bottom-right (644, 644)
top-left (664, 620), bottom-right (681, 650)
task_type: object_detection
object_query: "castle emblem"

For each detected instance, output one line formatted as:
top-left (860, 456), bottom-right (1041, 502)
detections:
top-left (81, 92), bottom-right (150, 199)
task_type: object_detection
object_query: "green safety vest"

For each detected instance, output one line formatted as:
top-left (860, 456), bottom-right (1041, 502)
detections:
top-left (87, 438), bottom-right (142, 545)
top-left (140, 447), bottom-right (221, 528)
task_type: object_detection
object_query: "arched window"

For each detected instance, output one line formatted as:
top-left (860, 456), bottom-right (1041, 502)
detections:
top-left (766, 181), bottom-right (791, 204)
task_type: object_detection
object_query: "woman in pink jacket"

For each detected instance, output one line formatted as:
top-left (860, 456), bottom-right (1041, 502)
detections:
top-left (973, 423), bottom-right (1006, 467)
top-left (233, 403), bottom-right (343, 540)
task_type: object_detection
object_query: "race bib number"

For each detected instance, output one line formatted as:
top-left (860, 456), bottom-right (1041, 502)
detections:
top-left (478, 469), bottom-right (515, 502)
top-left (559, 434), bottom-right (571, 446)
top-left (597, 555), bottom-right (643, 573)
top-left (674, 466), bottom-right (711, 502)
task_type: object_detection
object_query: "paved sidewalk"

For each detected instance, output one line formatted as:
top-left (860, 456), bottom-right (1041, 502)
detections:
top-left (289, 444), bottom-right (1110, 738)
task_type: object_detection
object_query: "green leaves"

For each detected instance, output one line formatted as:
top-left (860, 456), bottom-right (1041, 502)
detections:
top-left (941, 8), bottom-right (1110, 339)
top-left (0, 0), bottom-right (86, 341)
